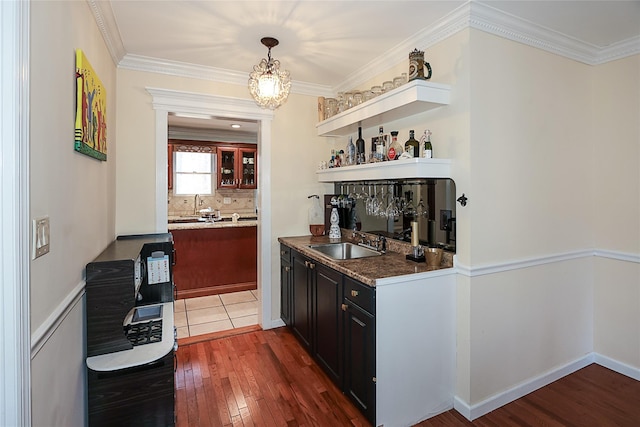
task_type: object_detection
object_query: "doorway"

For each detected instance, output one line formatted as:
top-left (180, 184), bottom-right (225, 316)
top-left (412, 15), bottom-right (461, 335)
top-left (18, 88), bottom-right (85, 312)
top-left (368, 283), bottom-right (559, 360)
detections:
top-left (167, 117), bottom-right (260, 337)
top-left (147, 88), bottom-right (275, 332)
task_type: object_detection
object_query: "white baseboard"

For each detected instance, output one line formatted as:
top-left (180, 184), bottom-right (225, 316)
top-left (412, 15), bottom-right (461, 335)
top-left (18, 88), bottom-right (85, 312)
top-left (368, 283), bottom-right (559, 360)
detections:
top-left (454, 352), bottom-right (640, 421)
top-left (454, 353), bottom-right (595, 420)
top-left (594, 353), bottom-right (640, 381)
top-left (268, 318), bottom-right (286, 329)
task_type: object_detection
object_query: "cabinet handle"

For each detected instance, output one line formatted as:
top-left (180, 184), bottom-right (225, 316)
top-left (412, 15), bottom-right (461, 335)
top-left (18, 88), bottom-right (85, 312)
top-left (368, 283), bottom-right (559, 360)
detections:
top-left (304, 260), bottom-right (309, 267)
top-left (372, 377), bottom-right (377, 383)
top-left (285, 266), bottom-right (290, 272)
top-left (351, 290), bottom-right (359, 297)
top-left (308, 262), bottom-right (315, 269)
top-left (341, 303), bottom-right (348, 312)
top-left (281, 250), bottom-right (285, 256)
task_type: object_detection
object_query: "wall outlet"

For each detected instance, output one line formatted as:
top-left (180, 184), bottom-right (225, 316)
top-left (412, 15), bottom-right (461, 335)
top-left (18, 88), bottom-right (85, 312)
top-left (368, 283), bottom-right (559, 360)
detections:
top-left (223, 197), bottom-right (231, 204)
top-left (440, 209), bottom-right (452, 231)
top-left (32, 216), bottom-right (50, 259)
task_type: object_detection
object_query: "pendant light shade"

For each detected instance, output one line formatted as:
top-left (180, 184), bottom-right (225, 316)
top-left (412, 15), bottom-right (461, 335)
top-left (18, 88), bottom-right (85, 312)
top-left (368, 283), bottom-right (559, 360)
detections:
top-left (248, 37), bottom-right (291, 110)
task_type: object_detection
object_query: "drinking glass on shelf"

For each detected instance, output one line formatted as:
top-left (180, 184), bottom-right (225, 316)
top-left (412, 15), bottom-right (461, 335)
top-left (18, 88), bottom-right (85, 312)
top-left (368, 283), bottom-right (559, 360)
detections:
top-left (371, 86), bottom-right (382, 97)
top-left (382, 81), bottom-right (394, 92)
top-left (403, 198), bottom-right (416, 218)
top-left (386, 195), bottom-right (400, 219)
top-left (324, 98), bottom-right (337, 118)
top-left (416, 198), bottom-right (429, 218)
top-left (353, 91), bottom-right (363, 106)
top-left (377, 186), bottom-right (388, 218)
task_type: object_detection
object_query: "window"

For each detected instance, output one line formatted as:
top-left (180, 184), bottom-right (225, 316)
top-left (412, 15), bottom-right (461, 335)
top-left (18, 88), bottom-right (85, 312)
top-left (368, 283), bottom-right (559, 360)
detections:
top-left (174, 151), bottom-right (215, 195)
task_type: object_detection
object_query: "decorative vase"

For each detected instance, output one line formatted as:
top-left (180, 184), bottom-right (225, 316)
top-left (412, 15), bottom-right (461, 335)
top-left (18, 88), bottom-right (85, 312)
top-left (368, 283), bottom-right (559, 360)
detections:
top-left (329, 207), bottom-right (341, 239)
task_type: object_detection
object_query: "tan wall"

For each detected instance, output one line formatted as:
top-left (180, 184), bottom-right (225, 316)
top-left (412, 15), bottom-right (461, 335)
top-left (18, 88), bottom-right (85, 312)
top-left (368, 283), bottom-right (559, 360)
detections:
top-left (462, 33), bottom-right (640, 406)
top-left (465, 30), bottom-right (595, 405)
top-left (592, 55), bottom-right (640, 253)
top-left (115, 68), bottom-right (334, 321)
top-left (30, 1), bottom-right (117, 425)
top-left (469, 30), bottom-right (594, 265)
top-left (592, 54), bottom-right (640, 368)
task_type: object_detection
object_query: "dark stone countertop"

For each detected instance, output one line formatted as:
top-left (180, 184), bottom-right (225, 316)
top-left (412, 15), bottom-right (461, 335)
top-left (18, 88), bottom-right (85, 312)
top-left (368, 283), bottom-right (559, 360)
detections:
top-left (278, 233), bottom-right (453, 287)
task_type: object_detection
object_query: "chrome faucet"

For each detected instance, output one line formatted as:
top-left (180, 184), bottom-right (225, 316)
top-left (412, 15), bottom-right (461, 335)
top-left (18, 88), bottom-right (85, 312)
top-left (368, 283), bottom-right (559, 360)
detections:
top-left (193, 194), bottom-right (200, 215)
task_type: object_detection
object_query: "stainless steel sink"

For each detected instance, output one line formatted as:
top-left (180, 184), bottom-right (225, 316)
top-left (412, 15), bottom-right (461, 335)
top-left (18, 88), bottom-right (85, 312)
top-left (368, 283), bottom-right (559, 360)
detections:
top-left (308, 242), bottom-right (381, 260)
top-left (167, 217), bottom-right (206, 224)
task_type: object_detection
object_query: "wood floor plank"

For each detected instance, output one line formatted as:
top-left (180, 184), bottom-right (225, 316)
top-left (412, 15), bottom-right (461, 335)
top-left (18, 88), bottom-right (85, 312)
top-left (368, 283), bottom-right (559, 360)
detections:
top-left (176, 328), bottom-right (639, 427)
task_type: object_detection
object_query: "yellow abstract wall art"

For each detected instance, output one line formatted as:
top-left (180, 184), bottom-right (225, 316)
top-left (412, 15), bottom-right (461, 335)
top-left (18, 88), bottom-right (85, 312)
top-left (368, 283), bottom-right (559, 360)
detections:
top-left (74, 49), bottom-right (107, 161)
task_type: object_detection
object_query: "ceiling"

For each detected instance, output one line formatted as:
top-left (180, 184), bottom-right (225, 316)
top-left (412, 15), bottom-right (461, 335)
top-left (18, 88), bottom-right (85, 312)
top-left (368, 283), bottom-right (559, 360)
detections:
top-left (92, 0), bottom-right (640, 132)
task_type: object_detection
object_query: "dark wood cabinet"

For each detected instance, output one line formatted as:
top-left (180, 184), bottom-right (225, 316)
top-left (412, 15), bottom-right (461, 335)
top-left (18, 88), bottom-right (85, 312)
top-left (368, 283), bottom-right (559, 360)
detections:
top-left (88, 350), bottom-right (175, 427)
top-left (172, 226), bottom-right (257, 298)
top-left (291, 251), bottom-right (313, 351)
top-left (85, 234), bottom-right (175, 427)
top-left (314, 263), bottom-right (344, 387)
top-left (343, 277), bottom-right (376, 423)
top-left (217, 145), bottom-right (257, 189)
top-left (280, 244), bottom-right (292, 326)
top-left (284, 246), bottom-right (376, 424)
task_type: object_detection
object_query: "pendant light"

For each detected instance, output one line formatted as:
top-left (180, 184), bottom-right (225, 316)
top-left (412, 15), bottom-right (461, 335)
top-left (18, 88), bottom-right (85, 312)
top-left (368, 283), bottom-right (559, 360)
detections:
top-left (248, 37), bottom-right (291, 110)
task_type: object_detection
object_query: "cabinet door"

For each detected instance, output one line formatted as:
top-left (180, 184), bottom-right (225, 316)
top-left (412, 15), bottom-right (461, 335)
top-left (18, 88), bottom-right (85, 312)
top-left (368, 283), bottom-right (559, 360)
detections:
top-left (280, 258), bottom-right (292, 326)
top-left (291, 252), bottom-right (312, 351)
top-left (313, 263), bottom-right (343, 388)
top-left (217, 147), bottom-right (237, 188)
top-left (238, 147), bottom-right (257, 189)
top-left (343, 301), bottom-right (376, 424)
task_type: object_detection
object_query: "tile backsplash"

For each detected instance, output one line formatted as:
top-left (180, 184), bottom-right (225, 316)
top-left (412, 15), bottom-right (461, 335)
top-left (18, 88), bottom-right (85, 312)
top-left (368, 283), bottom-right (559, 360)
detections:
top-left (168, 188), bottom-right (257, 217)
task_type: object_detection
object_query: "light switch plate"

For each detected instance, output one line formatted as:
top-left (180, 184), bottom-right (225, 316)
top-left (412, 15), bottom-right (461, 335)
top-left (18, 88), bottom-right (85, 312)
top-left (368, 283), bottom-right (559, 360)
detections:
top-left (223, 197), bottom-right (231, 204)
top-left (32, 216), bottom-right (50, 259)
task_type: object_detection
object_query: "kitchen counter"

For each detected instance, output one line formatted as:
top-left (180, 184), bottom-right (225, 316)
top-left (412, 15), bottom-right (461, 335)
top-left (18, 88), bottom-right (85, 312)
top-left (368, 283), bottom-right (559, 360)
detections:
top-left (168, 218), bottom-right (257, 230)
top-left (278, 234), bottom-right (453, 287)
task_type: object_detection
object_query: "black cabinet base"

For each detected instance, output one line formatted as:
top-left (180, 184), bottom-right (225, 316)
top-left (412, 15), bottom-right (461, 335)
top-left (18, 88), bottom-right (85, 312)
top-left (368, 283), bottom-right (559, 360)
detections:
top-left (88, 351), bottom-right (175, 427)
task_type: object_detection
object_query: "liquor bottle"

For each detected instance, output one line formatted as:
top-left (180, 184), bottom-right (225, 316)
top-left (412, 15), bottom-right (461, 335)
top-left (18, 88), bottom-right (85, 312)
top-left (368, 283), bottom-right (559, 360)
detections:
top-left (387, 131), bottom-right (402, 160)
top-left (355, 127), bottom-right (365, 164)
top-left (376, 126), bottom-right (386, 161)
top-left (421, 129), bottom-right (433, 158)
top-left (404, 130), bottom-right (419, 158)
top-left (346, 136), bottom-right (356, 165)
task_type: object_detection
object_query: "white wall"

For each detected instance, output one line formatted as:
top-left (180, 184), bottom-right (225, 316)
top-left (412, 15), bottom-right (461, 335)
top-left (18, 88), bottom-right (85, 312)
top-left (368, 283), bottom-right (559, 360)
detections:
top-left (458, 31), bottom-right (639, 411)
top-left (464, 29), bottom-right (595, 407)
top-left (30, 1), bottom-right (116, 425)
top-left (592, 55), bottom-right (640, 370)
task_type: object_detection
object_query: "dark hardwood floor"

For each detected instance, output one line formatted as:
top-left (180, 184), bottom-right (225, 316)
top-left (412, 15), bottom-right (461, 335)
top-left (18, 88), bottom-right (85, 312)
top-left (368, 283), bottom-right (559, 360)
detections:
top-left (175, 327), bottom-right (640, 427)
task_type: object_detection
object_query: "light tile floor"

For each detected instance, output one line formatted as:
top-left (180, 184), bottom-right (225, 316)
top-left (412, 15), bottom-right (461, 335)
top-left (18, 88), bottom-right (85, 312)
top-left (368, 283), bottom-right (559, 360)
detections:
top-left (174, 290), bottom-right (258, 339)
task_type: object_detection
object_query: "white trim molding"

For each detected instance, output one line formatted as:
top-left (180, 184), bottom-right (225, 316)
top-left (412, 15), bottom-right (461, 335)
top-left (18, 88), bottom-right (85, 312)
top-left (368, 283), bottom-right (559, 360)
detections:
top-left (31, 281), bottom-right (86, 357)
top-left (0, 0), bottom-right (31, 425)
top-left (146, 88), bottom-right (275, 330)
top-left (454, 352), bottom-right (640, 421)
top-left (89, 0), bottom-right (639, 97)
top-left (454, 354), bottom-right (595, 420)
top-left (456, 248), bottom-right (639, 277)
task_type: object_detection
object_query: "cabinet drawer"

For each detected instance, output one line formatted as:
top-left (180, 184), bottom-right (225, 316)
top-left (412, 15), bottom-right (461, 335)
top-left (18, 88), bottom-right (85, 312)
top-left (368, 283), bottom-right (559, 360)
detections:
top-left (343, 276), bottom-right (375, 314)
top-left (280, 244), bottom-right (291, 263)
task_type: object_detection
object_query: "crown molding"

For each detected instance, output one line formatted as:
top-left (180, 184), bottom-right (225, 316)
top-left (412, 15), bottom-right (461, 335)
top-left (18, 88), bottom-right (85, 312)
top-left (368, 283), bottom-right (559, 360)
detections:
top-left (470, 1), bottom-right (597, 65)
top-left (120, 54), bottom-right (334, 98)
top-left (91, 0), bottom-right (639, 97)
top-left (335, 2), bottom-right (471, 93)
top-left (86, 0), bottom-right (125, 65)
top-left (595, 35), bottom-right (640, 65)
